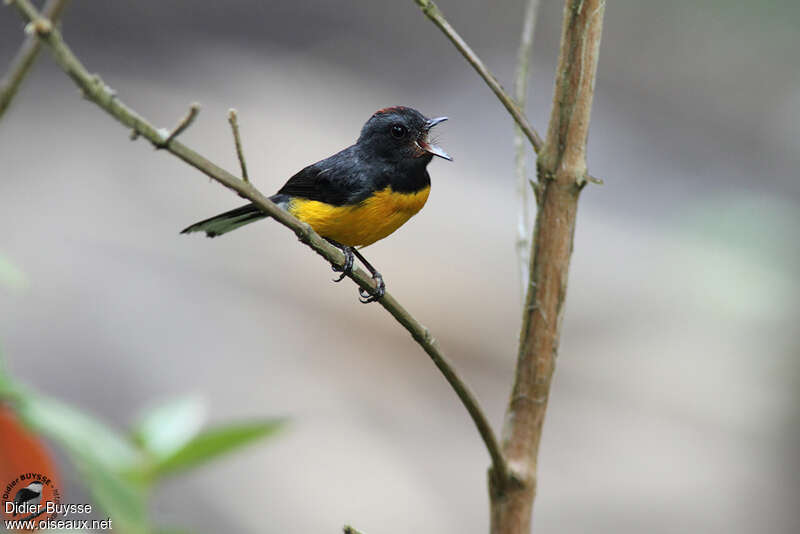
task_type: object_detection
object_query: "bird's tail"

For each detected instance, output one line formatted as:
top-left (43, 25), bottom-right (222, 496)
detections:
top-left (181, 203), bottom-right (269, 238)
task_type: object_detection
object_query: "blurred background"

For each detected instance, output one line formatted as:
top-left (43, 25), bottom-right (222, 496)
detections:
top-left (1, 0), bottom-right (798, 532)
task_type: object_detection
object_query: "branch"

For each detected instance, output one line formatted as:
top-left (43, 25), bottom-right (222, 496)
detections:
top-left (493, 1), bottom-right (606, 533)
top-left (412, 0), bottom-right (604, 188)
top-left (7, 0), bottom-right (508, 489)
top-left (343, 526), bottom-right (366, 534)
top-left (160, 102), bottom-right (200, 146)
top-left (0, 0), bottom-right (69, 120)
top-left (512, 0), bottom-right (540, 298)
top-left (413, 0), bottom-right (543, 152)
top-left (227, 108), bottom-right (250, 183)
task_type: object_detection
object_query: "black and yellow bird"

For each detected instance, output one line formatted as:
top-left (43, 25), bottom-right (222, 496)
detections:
top-left (181, 106), bottom-right (451, 303)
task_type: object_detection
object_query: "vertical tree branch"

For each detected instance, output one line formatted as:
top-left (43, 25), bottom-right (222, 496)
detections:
top-left (513, 0), bottom-right (541, 298)
top-left (492, 1), bottom-right (605, 533)
top-left (0, 0), bottom-right (69, 120)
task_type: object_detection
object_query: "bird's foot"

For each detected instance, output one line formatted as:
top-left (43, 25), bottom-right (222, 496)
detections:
top-left (330, 245), bottom-right (354, 282)
top-left (359, 271), bottom-right (385, 304)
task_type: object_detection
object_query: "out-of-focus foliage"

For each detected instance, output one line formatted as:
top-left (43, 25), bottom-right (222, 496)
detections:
top-left (0, 350), bottom-right (285, 534)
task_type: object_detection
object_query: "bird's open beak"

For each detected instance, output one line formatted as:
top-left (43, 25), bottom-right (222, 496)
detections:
top-left (422, 116), bottom-right (452, 161)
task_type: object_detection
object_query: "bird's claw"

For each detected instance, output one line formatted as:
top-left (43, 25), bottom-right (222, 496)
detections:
top-left (331, 247), bottom-right (354, 282)
top-left (359, 272), bottom-right (385, 304)
top-left (325, 241), bottom-right (383, 303)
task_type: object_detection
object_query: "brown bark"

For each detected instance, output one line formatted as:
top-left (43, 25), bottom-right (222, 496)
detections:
top-left (491, 1), bottom-right (606, 533)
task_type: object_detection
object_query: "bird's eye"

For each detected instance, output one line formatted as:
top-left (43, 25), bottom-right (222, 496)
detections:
top-left (390, 124), bottom-right (407, 139)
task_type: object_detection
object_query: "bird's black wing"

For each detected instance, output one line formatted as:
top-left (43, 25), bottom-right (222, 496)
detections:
top-left (277, 145), bottom-right (379, 206)
top-left (13, 488), bottom-right (39, 505)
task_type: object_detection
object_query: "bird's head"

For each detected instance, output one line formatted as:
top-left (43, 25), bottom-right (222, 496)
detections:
top-left (24, 481), bottom-right (43, 492)
top-left (357, 106), bottom-right (451, 164)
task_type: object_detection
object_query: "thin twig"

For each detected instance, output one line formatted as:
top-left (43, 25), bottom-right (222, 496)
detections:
top-left (412, 0), bottom-right (603, 186)
top-left (227, 108), bottom-right (250, 182)
top-left (0, 0), bottom-right (69, 120)
top-left (7, 0), bottom-right (508, 489)
top-left (513, 0), bottom-right (540, 299)
top-left (413, 0), bottom-right (543, 152)
top-left (160, 102), bottom-right (200, 147)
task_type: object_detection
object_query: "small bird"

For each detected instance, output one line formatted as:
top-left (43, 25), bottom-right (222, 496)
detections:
top-left (182, 106), bottom-right (451, 303)
top-left (11, 481), bottom-right (43, 517)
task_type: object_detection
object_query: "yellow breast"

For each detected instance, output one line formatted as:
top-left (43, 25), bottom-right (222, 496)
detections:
top-left (288, 186), bottom-right (430, 247)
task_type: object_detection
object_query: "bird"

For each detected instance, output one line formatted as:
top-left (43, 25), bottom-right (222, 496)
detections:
top-left (11, 481), bottom-right (43, 517)
top-left (181, 106), bottom-right (451, 303)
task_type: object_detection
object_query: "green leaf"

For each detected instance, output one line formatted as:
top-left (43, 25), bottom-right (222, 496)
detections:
top-left (152, 419), bottom-right (286, 478)
top-left (132, 396), bottom-right (206, 461)
top-left (9, 390), bottom-right (150, 533)
top-left (13, 391), bottom-right (141, 471)
top-left (74, 453), bottom-right (149, 534)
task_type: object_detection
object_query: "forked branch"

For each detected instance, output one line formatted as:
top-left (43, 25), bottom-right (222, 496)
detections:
top-left (413, 0), bottom-right (603, 185)
top-left (159, 102), bottom-right (200, 147)
top-left (413, 0), bottom-right (544, 152)
top-left (0, 0), bottom-right (69, 119)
